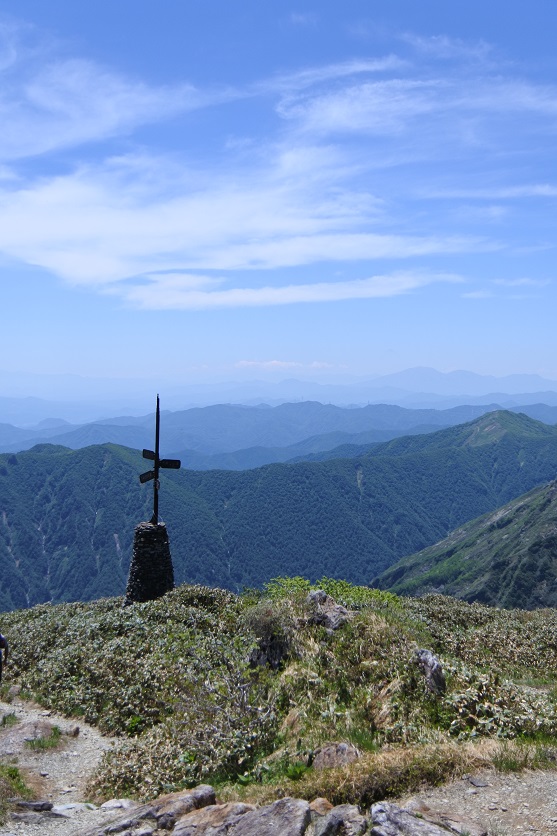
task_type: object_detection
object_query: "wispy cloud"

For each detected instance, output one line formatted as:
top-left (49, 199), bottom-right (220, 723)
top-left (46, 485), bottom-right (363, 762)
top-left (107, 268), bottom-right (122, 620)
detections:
top-left (0, 58), bottom-right (215, 161)
top-left (277, 78), bottom-right (442, 135)
top-left (400, 33), bottom-right (493, 62)
top-left (462, 277), bottom-right (551, 301)
top-left (0, 19), bottom-right (554, 313)
top-left (0, 20), bottom-right (20, 70)
top-left (289, 13), bottom-right (318, 27)
top-left (267, 57), bottom-right (406, 94)
top-left (0, 150), bottom-right (484, 287)
top-left (0, 20), bottom-right (241, 162)
top-left (116, 271), bottom-right (460, 310)
top-left (427, 185), bottom-right (557, 199)
top-left (278, 74), bottom-right (557, 145)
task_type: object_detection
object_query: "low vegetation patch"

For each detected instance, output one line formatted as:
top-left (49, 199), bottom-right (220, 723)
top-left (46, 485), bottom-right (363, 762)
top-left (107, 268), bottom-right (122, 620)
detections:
top-left (3, 580), bottom-right (557, 804)
top-left (0, 765), bottom-right (32, 824)
top-left (25, 724), bottom-right (62, 751)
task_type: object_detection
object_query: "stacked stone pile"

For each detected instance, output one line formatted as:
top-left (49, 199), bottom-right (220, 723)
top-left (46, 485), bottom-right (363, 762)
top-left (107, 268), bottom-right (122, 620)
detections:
top-left (124, 522), bottom-right (174, 605)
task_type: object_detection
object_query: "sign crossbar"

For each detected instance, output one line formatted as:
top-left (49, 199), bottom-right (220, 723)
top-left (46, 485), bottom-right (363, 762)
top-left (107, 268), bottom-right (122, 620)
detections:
top-left (139, 395), bottom-right (181, 524)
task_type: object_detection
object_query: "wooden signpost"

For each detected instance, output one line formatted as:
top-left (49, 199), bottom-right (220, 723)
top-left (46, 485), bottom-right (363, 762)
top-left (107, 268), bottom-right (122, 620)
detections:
top-left (140, 395), bottom-right (180, 524)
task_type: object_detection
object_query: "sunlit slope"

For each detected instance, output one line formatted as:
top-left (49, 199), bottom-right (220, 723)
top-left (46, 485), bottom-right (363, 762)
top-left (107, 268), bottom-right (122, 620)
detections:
top-left (375, 479), bottom-right (557, 609)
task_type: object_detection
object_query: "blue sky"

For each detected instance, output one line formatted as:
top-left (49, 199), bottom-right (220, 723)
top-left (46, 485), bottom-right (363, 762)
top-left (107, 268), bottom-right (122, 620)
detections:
top-left (1, 0), bottom-right (557, 388)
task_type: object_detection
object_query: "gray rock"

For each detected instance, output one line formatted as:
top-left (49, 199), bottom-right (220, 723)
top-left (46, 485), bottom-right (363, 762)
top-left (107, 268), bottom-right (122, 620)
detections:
top-left (230, 797), bottom-right (311, 835)
top-left (106, 819), bottom-right (150, 834)
top-left (311, 803), bottom-right (368, 835)
top-left (414, 650), bottom-right (446, 695)
top-left (101, 799), bottom-right (141, 811)
top-left (14, 800), bottom-right (53, 811)
top-left (174, 802), bottom-right (255, 835)
top-left (370, 801), bottom-right (452, 835)
top-left (313, 742), bottom-right (360, 770)
top-left (467, 776), bottom-right (489, 788)
top-left (307, 591), bottom-right (351, 632)
top-left (10, 810), bottom-right (68, 823)
top-left (52, 802), bottom-right (98, 814)
top-left (78, 785), bottom-right (216, 836)
top-left (156, 784), bottom-right (217, 820)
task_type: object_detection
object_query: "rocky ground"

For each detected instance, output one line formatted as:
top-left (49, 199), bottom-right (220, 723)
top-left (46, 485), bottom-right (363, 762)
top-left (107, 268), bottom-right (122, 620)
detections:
top-left (397, 768), bottom-right (557, 835)
top-left (3, 694), bottom-right (557, 834)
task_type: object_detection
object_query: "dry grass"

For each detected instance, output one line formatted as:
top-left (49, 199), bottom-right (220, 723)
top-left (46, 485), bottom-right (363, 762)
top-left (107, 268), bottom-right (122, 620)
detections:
top-left (219, 738), bottom-right (557, 809)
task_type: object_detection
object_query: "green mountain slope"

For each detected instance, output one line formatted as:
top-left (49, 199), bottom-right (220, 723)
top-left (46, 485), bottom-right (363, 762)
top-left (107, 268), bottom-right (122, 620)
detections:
top-left (2, 410), bottom-right (557, 611)
top-left (375, 479), bottom-right (557, 609)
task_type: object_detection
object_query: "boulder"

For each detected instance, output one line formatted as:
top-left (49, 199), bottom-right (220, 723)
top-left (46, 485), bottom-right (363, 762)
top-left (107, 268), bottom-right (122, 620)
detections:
top-left (307, 591), bottom-right (351, 632)
top-left (310, 803), bottom-right (368, 835)
top-left (173, 802), bottom-right (255, 835)
top-left (312, 742), bottom-right (360, 770)
top-left (77, 785), bottom-right (216, 836)
top-left (229, 797), bottom-right (311, 835)
top-left (414, 649), bottom-right (446, 695)
top-left (101, 799), bottom-right (141, 811)
top-left (370, 801), bottom-right (454, 835)
top-left (309, 798), bottom-right (334, 816)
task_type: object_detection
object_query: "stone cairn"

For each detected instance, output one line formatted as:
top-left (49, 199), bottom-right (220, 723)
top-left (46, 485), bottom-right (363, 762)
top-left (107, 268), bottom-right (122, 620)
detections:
top-left (124, 395), bottom-right (180, 606)
top-left (124, 521), bottom-right (175, 605)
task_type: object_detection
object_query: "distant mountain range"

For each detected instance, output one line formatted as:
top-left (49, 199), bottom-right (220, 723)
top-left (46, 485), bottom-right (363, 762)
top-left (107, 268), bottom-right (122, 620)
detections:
top-left (2, 410), bottom-right (557, 611)
top-left (3, 400), bottom-right (557, 471)
top-left (3, 366), bottom-right (557, 425)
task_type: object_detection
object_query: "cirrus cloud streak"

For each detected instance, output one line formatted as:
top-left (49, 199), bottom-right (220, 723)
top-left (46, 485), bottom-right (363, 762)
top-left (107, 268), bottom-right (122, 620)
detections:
top-left (120, 270), bottom-right (461, 310)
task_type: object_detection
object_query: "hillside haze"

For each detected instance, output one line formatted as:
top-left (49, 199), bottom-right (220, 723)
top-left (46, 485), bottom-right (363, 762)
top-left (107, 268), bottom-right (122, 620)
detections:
top-left (3, 399), bottom-right (557, 472)
top-left (2, 410), bottom-right (557, 611)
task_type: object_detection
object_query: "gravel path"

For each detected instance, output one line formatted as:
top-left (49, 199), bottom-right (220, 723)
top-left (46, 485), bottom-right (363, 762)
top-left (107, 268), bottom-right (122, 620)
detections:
top-left (0, 695), bottom-right (127, 835)
top-left (398, 768), bottom-right (557, 834)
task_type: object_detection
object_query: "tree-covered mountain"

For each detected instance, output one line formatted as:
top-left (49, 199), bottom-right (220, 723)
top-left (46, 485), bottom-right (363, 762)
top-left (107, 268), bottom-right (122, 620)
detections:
top-left (375, 479), bottom-right (557, 609)
top-left (2, 410), bottom-right (557, 612)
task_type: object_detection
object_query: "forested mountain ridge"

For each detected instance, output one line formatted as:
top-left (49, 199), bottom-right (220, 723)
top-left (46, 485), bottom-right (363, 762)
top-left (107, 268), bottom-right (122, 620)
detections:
top-left (375, 479), bottom-right (557, 609)
top-left (2, 410), bottom-right (557, 612)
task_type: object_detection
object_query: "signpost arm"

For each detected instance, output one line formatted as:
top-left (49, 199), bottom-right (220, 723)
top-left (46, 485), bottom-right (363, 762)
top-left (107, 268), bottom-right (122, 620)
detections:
top-left (152, 394), bottom-right (160, 524)
top-left (140, 395), bottom-right (180, 524)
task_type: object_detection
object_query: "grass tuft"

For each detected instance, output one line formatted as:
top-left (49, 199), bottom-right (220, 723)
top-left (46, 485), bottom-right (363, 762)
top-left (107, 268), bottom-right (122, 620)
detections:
top-left (25, 725), bottom-right (62, 751)
top-left (0, 765), bottom-right (32, 824)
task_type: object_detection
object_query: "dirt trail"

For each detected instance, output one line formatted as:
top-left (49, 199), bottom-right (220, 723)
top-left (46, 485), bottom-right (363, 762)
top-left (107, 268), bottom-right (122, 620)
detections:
top-left (0, 695), bottom-right (125, 835)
